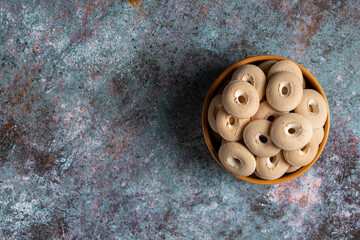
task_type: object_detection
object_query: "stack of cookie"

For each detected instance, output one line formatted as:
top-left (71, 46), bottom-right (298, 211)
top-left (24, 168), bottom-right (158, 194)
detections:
top-left (207, 60), bottom-right (327, 180)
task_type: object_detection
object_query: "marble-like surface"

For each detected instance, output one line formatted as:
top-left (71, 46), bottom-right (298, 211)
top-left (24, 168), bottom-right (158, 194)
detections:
top-left (0, 0), bottom-right (359, 239)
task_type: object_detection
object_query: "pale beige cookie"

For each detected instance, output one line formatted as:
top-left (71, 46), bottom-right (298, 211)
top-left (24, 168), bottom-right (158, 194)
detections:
top-left (207, 94), bottom-right (223, 133)
top-left (218, 142), bottom-right (256, 176)
top-left (254, 151), bottom-right (289, 180)
top-left (231, 64), bottom-right (267, 99)
top-left (266, 72), bottom-right (303, 112)
top-left (286, 165), bottom-right (302, 173)
top-left (313, 127), bottom-right (324, 145)
top-left (216, 108), bottom-right (250, 142)
top-left (222, 80), bottom-right (259, 119)
top-left (267, 60), bottom-right (305, 88)
top-left (270, 113), bottom-right (313, 151)
top-left (283, 135), bottom-right (319, 167)
top-left (243, 119), bottom-right (281, 157)
top-left (258, 60), bottom-right (277, 76)
top-left (251, 101), bottom-right (289, 122)
top-left (294, 89), bottom-right (327, 129)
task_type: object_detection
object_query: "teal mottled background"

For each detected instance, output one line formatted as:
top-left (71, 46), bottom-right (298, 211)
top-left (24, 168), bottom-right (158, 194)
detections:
top-left (0, 0), bottom-right (359, 239)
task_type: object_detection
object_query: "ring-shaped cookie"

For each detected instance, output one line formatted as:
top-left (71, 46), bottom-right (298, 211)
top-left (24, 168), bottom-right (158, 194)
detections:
top-left (222, 81), bottom-right (259, 119)
top-left (231, 64), bottom-right (266, 99)
top-left (216, 108), bottom-right (250, 142)
top-left (258, 60), bottom-right (277, 76)
top-left (254, 151), bottom-right (289, 180)
top-left (270, 113), bottom-right (313, 151)
top-left (218, 142), bottom-right (256, 176)
top-left (251, 101), bottom-right (288, 122)
top-left (294, 89), bottom-right (327, 129)
top-left (266, 72), bottom-right (303, 112)
top-left (267, 60), bottom-right (305, 88)
top-left (243, 119), bottom-right (281, 157)
top-left (283, 135), bottom-right (319, 167)
top-left (207, 94), bottom-right (223, 133)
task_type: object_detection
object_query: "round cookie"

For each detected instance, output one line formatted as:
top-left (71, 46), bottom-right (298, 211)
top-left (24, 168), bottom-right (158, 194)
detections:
top-left (243, 119), bottom-right (281, 157)
top-left (283, 135), bottom-right (319, 167)
top-left (216, 108), bottom-right (250, 142)
top-left (254, 151), bottom-right (289, 180)
top-left (222, 80), bottom-right (259, 119)
top-left (231, 64), bottom-right (267, 99)
top-left (258, 60), bottom-right (277, 76)
top-left (251, 101), bottom-right (288, 122)
top-left (218, 142), bottom-right (256, 176)
top-left (267, 60), bottom-right (305, 88)
top-left (313, 127), bottom-right (324, 145)
top-left (266, 72), bottom-right (303, 112)
top-left (270, 113), bottom-right (313, 151)
top-left (207, 94), bottom-right (223, 133)
top-left (286, 165), bottom-right (302, 173)
top-left (294, 89), bottom-right (327, 129)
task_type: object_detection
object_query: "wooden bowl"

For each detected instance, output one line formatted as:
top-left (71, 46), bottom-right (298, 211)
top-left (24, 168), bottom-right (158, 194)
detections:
top-left (202, 55), bottom-right (330, 185)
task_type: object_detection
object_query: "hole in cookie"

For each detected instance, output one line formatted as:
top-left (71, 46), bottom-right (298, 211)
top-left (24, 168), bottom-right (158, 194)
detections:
top-left (266, 156), bottom-right (277, 168)
top-left (309, 105), bottom-right (313, 113)
top-left (307, 99), bottom-right (319, 115)
top-left (241, 74), bottom-right (254, 85)
top-left (229, 117), bottom-right (235, 125)
top-left (288, 128), bottom-right (296, 134)
top-left (238, 96), bottom-right (246, 103)
top-left (267, 115), bottom-right (275, 122)
top-left (259, 135), bottom-right (268, 143)
top-left (300, 144), bottom-right (310, 155)
top-left (285, 123), bottom-right (303, 137)
top-left (235, 91), bottom-right (248, 105)
top-left (234, 158), bottom-right (241, 165)
top-left (279, 82), bottom-right (291, 96)
top-left (227, 157), bottom-right (242, 169)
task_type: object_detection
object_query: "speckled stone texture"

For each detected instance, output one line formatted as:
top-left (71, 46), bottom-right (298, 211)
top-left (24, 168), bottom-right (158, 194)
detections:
top-left (0, 0), bottom-right (359, 239)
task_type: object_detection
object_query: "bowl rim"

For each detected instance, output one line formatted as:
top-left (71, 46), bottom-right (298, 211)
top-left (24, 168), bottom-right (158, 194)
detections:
top-left (201, 55), bottom-right (330, 185)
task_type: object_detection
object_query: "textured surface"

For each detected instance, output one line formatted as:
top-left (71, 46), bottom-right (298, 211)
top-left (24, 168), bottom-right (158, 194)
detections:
top-left (0, 0), bottom-right (359, 239)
